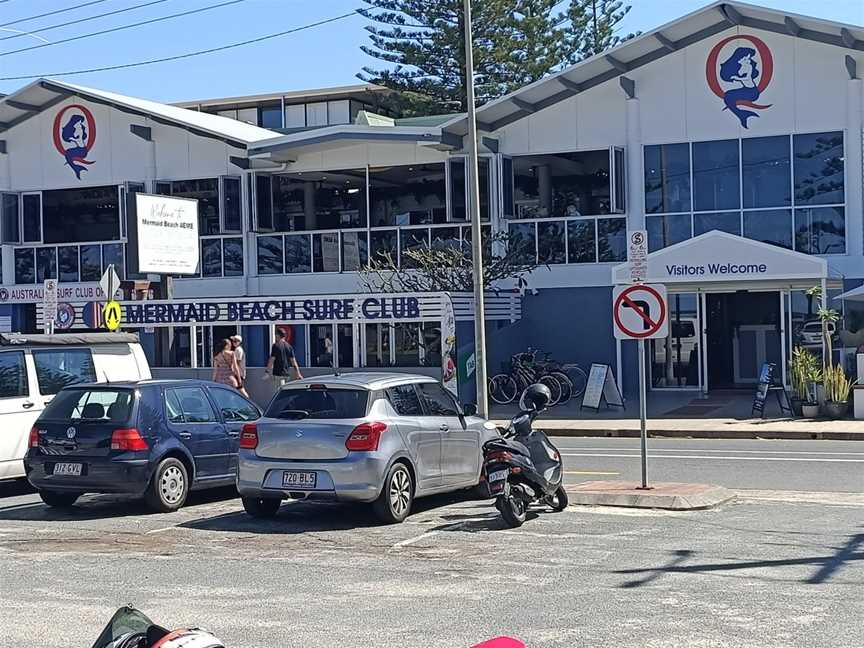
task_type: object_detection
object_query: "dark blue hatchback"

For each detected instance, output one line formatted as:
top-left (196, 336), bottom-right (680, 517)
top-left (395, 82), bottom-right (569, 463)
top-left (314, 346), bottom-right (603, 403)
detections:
top-left (24, 380), bottom-right (261, 512)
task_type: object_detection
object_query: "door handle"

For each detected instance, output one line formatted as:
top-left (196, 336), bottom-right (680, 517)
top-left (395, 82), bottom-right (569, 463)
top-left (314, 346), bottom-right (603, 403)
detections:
top-left (179, 432), bottom-right (192, 440)
top-left (439, 424), bottom-right (449, 432)
top-left (22, 401), bottom-right (34, 409)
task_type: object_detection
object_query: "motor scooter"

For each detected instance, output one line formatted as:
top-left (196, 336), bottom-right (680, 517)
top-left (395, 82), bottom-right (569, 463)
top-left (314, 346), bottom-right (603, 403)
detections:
top-left (483, 384), bottom-right (568, 528)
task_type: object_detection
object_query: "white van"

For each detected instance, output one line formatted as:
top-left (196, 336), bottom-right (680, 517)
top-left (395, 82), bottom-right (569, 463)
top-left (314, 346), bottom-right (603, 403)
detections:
top-left (0, 332), bottom-right (151, 481)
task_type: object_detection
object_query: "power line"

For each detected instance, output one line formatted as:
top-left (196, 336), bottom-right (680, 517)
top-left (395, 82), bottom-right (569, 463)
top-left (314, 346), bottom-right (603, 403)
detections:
top-left (0, 0), bottom-right (174, 43)
top-left (0, 0), bottom-right (112, 28)
top-left (0, 0), bottom-right (251, 57)
top-left (0, 12), bottom-right (358, 81)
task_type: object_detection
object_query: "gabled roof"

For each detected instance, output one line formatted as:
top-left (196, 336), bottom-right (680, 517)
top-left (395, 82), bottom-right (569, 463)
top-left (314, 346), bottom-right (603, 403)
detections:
top-left (0, 78), bottom-right (277, 148)
top-left (444, 0), bottom-right (864, 136)
top-left (173, 83), bottom-right (393, 110)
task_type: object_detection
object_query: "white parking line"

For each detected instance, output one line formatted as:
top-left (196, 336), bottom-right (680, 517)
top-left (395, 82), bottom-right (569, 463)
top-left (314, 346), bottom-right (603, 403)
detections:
top-left (560, 452), bottom-right (864, 463)
top-left (391, 531), bottom-right (438, 548)
top-left (559, 447), bottom-right (864, 456)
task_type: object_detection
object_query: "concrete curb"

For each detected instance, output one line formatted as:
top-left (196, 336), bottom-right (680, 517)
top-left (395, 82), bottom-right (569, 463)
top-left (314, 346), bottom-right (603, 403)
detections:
top-left (566, 481), bottom-right (736, 510)
top-left (535, 427), bottom-right (864, 441)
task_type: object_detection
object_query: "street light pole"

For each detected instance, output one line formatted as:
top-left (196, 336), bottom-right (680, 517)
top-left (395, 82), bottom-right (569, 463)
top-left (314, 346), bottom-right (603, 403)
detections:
top-left (462, 0), bottom-right (489, 417)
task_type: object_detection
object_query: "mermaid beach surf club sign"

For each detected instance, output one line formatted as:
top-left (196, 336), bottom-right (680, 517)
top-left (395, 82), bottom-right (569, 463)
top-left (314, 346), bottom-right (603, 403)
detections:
top-left (53, 104), bottom-right (96, 179)
top-left (706, 34), bottom-right (774, 128)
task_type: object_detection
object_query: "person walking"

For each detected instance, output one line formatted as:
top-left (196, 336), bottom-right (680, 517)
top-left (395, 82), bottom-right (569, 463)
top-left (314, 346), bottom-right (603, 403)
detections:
top-left (212, 338), bottom-right (243, 391)
top-left (265, 328), bottom-right (303, 388)
top-left (230, 335), bottom-right (250, 398)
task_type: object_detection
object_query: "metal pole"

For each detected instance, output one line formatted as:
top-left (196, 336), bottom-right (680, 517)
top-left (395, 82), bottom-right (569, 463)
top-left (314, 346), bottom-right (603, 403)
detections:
top-left (462, 0), bottom-right (489, 417)
top-left (638, 338), bottom-right (648, 489)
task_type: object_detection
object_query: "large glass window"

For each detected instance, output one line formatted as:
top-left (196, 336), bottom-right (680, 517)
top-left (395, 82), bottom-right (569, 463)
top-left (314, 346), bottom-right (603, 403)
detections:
top-left (313, 232), bottom-right (340, 272)
top-left (258, 104), bottom-right (282, 129)
top-left (743, 209), bottom-right (792, 249)
top-left (537, 221), bottom-right (565, 264)
top-left (58, 246), bottom-right (79, 283)
top-left (370, 164), bottom-right (446, 227)
top-left (2, 193), bottom-right (19, 243)
top-left (370, 229), bottom-right (398, 264)
top-left (80, 245), bottom-right (102, 282)
top-left (513, 150), bottom-right (611, 219)
top-left (597, 218), bottom-right (627, 262)
top-left (793, 132), bottom-right (844, 206)
top-left (222, 177), bottom-right (242, 232)
top-left (566, 220), bottom-right (596, 263)
top-left (742, 135), bottom-right (790, 208)
top-left (341, 231), bottom-right (368, 271)
top-left (36, 247), bottom-right (57, 282)
top-left (284, 234), bottom-right (311, 273)
top-left (256, 175), bottom-right (273, 230)
top-left (278, 170), bottom-right (366, 231)
top-left (202, 239), bottom-right (222, 277)
top-left (647, 215), bottom-right (691, 252)
top-left (795, 206), bottom-right (845, 255)
top-left (22, 193), bottom-right (41, 243)
top-left (644, 143), bottom-right (690, 214)
top-left (172, 179), bottom-right (219, 235)
top-left (272, 175), bottom-right (305, 231)
top-left (694, 211), bottom-right (741, 236)
top-left (508, 222), bottom-right (536, 265)
top-left (449, 158), bottom-right (466, 221)
top-left (257, 235), bottom-right (284, 275)
top-left (222, 238), bottom-right (244, 276)
top-left (14, 248), bottom-right (34, 284)
top-left (399, 229), bottom-right (429, 269)
top-left (692, 139), bottom-right (739, 211)
top-left (102, 244), bottom-right (125, 279)
top-left (41, 186), bottom-right (118, 244)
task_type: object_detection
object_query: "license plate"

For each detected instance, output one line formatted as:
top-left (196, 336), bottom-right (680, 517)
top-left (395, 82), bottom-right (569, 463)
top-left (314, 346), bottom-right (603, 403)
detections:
top-left (282, 471), bottom-right (317, 488)
top-left (488, 469), bottom-right (508, 483)
top-left (54, 463), bottom-right (82, 477)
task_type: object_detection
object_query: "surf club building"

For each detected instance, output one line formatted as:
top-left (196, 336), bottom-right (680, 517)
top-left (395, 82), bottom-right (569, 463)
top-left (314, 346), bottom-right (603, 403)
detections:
top-left (0, 1), bottom-right (862, 400)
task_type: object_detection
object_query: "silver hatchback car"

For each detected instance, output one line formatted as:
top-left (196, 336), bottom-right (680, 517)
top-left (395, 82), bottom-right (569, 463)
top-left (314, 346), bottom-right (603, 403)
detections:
top-left (237, 373), bottom-right (489, 523)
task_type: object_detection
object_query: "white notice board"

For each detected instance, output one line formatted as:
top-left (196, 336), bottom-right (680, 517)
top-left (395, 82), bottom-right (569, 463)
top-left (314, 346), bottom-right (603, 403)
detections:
top-left (581, 363), bottom-right (625, 411)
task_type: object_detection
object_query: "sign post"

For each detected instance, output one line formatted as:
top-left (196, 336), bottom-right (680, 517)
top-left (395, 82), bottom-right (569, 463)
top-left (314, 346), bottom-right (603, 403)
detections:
top-left (42, 279), bottom-right (58, 335)
top-left (627, 229), bottom-right (648, 284)
top-left (612, 283), bottom-right (669, 489)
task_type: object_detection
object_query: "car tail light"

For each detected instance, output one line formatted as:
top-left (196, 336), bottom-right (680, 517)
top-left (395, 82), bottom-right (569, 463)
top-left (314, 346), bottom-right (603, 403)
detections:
top-left (239, 423), bottom-right (258, 449)
top-left (345, 422), bottom-right (387, 451)
top-left (486, 451), bottom-right (512, 462)
top-left (28, 426), bottom-right (39, 448)
top-left (111, 428), bottom-right (149, 452)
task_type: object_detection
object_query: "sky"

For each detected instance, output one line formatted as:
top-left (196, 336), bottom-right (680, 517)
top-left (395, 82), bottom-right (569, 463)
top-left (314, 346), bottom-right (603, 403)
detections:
top-left (0, 0), bottom-right (862, 102)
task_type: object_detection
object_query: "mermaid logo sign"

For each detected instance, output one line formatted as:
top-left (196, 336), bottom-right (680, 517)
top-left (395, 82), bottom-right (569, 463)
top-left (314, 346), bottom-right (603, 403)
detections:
top-left (706, 35), bottom-right (774, 128)
top-left (52, 104), bottom-right (96, 179)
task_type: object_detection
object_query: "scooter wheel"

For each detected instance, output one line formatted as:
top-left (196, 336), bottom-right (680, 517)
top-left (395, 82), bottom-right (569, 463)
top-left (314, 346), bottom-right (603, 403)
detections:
top-left (546, 486), bottom-right (569, 512)
top-left (496, 493), bottom-right (527, 528)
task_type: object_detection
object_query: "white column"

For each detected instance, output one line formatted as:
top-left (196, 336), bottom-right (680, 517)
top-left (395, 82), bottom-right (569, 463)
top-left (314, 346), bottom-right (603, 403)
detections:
top-left (145, 140), bottom-right (157, 184)
top-left (846, 78), bottom-right (863, 261)
top-left (625, 97), bottom-right (643, 230)
top-left (0, 151), bottom-right (10, 191)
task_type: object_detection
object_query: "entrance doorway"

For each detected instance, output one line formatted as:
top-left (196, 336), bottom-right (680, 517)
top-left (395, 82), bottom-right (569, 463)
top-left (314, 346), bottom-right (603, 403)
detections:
top-left (705, 292), bottom-right (781, 389)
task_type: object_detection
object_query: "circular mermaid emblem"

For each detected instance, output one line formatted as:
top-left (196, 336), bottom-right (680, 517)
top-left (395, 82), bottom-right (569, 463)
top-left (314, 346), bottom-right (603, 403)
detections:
top-left (706, 35), bottom-right (774, 128)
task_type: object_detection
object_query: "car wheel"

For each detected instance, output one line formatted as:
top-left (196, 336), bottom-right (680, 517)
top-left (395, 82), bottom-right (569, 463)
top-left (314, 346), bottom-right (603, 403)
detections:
top-left (373, 462), bottom-right (414, 524)
top-left (39, 490), bottom-right (80, 508)
top-left (242, 496), bottom-right (281, 518)
top-left (145, 457), bottom-right (189, 513)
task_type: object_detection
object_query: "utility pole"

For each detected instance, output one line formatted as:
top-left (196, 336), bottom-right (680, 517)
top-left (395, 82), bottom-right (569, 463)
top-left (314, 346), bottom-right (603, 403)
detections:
top-left (462, 0), bottom-right (489, 417)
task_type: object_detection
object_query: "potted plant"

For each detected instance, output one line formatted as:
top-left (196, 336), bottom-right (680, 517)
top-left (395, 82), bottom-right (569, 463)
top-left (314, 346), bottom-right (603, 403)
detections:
top-left (823, 364), bottom-right (852, 419)
top-left (790, 347), bottom-right (821, 417)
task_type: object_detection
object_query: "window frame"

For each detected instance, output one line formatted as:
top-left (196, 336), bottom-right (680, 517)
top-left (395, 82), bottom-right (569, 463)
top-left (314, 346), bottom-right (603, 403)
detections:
top-left (208, 386), bottom-right (260, 422)
top-left (385, 383), bottom-right (424, 417)
top-left (0, 350), bottom-right (29, 399)
top-left (31, 347), bottom-right (96, 396)
top-left (415, 381), bottom-right (461, 417)
top-left (21, 191), bottom-right (42, 244)
top-left (164, 386), bottom-right (218, 424)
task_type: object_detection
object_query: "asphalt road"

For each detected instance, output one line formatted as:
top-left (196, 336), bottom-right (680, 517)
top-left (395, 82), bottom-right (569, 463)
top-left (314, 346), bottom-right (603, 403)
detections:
top-left (553, 437), bottom-right (864, 493)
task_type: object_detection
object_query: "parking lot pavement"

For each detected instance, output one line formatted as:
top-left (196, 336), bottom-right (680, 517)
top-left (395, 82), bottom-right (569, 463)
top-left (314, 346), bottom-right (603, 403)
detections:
top-left (1, 479), bottom-right (864, 648)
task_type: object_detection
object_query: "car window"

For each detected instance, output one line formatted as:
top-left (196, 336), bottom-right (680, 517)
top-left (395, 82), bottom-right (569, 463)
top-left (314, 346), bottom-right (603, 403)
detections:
top-left (266, 386), bottom-right (368, 420)
top-left (168, 387), bottom-right (216, 424)
top-left (41, 388), bottom-right (134, 423)
top-left (32, 348), bottom-right (97, 396)
top-left (0, 351), bottom-right (28, 399)
top-left (416, 382), bottom-right (459, 416)
top-left (210, 387), bottom-right (259, 422)
top-left (386, 384), bottom-right (423, 416)
top-left (164, 389), bottom-right (185, 424)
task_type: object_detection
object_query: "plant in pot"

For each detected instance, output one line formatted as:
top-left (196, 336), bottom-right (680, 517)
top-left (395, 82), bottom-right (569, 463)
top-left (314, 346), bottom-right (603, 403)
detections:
top-left (791, 347), bottom-right (821, 417)
top-left (823, 364), bottom-right (852, 419)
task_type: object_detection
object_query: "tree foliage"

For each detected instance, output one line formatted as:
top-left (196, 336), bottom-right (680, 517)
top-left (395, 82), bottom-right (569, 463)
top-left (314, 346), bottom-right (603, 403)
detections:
top-left (358, 0), bottom-right (635, 115)
top-left (359, 231), bottom-right (543, 293)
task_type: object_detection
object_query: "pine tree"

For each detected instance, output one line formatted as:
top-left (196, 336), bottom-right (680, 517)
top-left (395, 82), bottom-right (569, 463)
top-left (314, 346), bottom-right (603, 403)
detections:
top-left (503, 0), bottom-right (568, 89)
top-left (565, 0), bottom-right (637, 64)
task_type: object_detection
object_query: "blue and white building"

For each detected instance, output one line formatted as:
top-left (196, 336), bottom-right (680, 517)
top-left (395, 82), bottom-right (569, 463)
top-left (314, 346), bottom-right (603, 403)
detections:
top-left (0, 1), bottom-right (862, 400)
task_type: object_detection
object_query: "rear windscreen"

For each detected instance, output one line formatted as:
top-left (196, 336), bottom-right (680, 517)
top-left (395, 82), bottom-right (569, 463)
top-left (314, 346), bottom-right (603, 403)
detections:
top-left (40, 388), bottom-right (135, 424)
top-left (266, 387), bottom-right (368, 420)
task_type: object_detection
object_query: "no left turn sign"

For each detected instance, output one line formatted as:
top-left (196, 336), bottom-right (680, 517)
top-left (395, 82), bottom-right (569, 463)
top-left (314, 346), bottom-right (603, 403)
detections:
top-left (613, 284), bottom-right (668, 340)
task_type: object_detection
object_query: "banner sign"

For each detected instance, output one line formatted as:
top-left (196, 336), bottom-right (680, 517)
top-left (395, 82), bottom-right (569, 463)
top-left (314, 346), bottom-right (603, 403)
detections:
top-left (123, 296), bottom-right (422, 327)
top-left (128, 193), bottom-right (200, 275)
top-left (0, 282), bottom-right (109, 305)
top-left (441, 293), bottom-right (458, 397)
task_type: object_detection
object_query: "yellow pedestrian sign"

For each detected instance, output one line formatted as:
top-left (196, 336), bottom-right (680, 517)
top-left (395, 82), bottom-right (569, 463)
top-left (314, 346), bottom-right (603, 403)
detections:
top-left (103, 300), bottom-right (122, 331)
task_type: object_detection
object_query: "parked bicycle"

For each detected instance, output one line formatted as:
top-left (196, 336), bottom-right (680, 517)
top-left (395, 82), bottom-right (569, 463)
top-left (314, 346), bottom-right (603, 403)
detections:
top-left (489, 349), bottom-right (584, 406)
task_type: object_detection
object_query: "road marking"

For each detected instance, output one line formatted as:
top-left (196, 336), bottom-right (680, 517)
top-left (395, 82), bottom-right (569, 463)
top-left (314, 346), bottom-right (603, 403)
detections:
top-left (392, 531), bottom-right (438, 548)
top-left (558, 446), bottom-right (864, 456)
top-left (565, 470), bottom-right (621, 476)
top-left (560, 452), bottom-right (864, 463)
top-left (145, 526), bottom-right (182, 535)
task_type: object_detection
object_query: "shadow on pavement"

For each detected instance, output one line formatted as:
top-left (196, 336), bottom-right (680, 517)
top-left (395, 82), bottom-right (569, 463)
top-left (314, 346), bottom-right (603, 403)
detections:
top-left (0, 479), bottom-right (35, 499)
top-left (0, 486), bottom-right (239, 522)
top-left (615, 532), bottom-right (864, 587)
